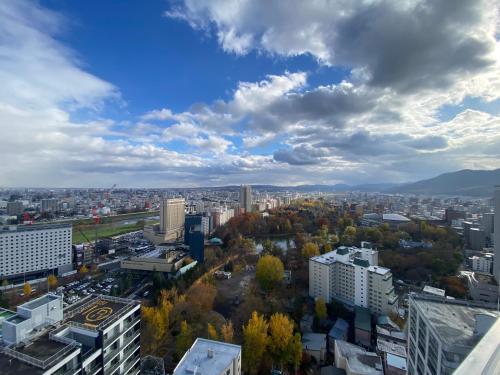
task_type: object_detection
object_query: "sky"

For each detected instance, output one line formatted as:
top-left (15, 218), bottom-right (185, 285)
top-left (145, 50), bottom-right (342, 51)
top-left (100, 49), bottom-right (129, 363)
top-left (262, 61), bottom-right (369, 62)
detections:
top-left (0, 0), bottom-right (499, 188)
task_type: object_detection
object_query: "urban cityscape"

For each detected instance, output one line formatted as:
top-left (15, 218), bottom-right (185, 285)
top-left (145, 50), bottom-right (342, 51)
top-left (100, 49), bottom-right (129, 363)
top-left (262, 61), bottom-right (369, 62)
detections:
top-left (1, 1), bottom-right (500, 375)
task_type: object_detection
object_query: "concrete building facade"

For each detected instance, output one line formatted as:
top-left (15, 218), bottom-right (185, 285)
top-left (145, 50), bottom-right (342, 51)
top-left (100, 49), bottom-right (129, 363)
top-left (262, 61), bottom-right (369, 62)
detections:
top-left (239, 185), bottom-right (252, 213)
top-left (160, 198), bottom-right (185, 242)
top-left (0, 223), bottom-right (72, 279)
top-left (407, 294), bottom-right (498, 375)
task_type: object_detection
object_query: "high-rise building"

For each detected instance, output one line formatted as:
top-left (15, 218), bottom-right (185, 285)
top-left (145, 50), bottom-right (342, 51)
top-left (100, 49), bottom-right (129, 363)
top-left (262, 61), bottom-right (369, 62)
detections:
top-left (239, 185), bottom-right (252, 213)
top-left (309, 242), bottom-right (397, 315)
top-left (494, 185), bottom-right (500, 283)
top-left (0, 223), bottom-right (73, 280)
top-left (184, 214), bottom-right (206, 263)
top-left (0, 293), bottom-right (141, 375)
top-left (407, 294), bottom-right (498, 375)
top-left (173, 338), bottom-right (241, 375)
top-left (41, 198), bottom-right (58, 213)
top-left (160, 198), bottom-right (185, 241)
top-left (6, 201), bottom-right (23, 216)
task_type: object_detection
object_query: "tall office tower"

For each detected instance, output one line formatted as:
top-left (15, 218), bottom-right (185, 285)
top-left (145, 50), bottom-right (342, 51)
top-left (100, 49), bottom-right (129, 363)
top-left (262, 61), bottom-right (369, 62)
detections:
top-left (0, 293), bottom-right (141, 375)
top-left (160, 198), bottom-right (186, 241)
top-left (239, 185), bottom-right (252, 213)
top-left (6, 201), bottom-right (23, 216)
top-left (0, 223), bottom-right (73, 280)
top-left (309, 242), bottom-right (397, 315)
top-left (494, 186), bottom-right (500, 283)
top-left (41, 198), bottom-right (58, 213)
top-left (173, 338), bottom-right (242, 375)
top-left (184, 214), bottom-right (206, 263)
top-left (407, 294), bottom-right (498, 375)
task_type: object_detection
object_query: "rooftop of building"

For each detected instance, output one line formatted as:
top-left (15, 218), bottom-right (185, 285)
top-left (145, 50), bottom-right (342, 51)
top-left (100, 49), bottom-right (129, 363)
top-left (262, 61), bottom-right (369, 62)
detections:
top-left (411, 294), bottom-right (499, 348)
top-left (0, 223), bottom-right (71, 233)
top-left (302, 332), bottom-right (327, 351)
top-left (311, 245), bottom-right (377, 267)
top-left (329, 318), bottom-right (349, 339)
top-left (173, 338), bottom-right (241, 375)
top-left (382, 213), bottom-right (411, 222)
top-left (335, 340), bottom-right (383, 375)
top-left (64, 294), bottom-right (138, 330)
top-left (0, 294), bottom-right (138, 374)
top-left (21, 294), bottom-right (60, 310)
top-left (355, 306), bottom-right (372, 332)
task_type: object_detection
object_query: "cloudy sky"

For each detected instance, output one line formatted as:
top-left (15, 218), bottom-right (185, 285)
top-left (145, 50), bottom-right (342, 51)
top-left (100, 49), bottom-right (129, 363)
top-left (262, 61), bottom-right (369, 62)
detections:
top-left (1, 0), bottom-right (499, 187)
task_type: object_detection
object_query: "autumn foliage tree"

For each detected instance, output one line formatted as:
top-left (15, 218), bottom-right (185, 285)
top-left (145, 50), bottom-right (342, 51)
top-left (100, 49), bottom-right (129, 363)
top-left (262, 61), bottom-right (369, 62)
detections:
top-left (23, 282), bottom-right (32, 297)
top-left (315, 297), bottom-right (327, 320)
top-left (176, 320), bottom-right (194, 359)
top-left (221, 320), bottom-right (234, 343)
top-left (302, 242), bottom-right (320, 258)
top-left (268, 313), bottom-right (295, 369)
top-left (47, 274), bottom-right (57, 290)
top-left (243, 312), bottom-right (269, 374)
top-left (256, 255), bottom-right (284, 291)
top-left (207, 323), bottom-right (218, 340)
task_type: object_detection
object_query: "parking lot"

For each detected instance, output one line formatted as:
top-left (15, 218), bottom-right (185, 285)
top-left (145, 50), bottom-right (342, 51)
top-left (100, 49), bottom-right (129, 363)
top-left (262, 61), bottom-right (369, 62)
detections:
top-left (60, 275), bottom-right (120, 307)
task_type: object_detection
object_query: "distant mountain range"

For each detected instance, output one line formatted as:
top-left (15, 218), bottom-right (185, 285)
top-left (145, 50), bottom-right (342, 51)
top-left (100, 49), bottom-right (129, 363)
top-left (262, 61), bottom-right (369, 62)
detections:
top-left (386, 168), bottom-right (500, 197)
top-left (196, 169), bottom-right (500, 197)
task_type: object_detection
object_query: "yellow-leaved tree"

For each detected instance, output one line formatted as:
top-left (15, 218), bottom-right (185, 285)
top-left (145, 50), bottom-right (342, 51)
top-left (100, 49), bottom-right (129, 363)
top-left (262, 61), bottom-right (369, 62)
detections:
top-left (48, 274), bottom-right (58, 290)
top-left (176, 320), bottom-right (194, 359)
top-left (268, 313), bottom-right (294, 370)
top-left (243, 311), bottom-right (269, 375)
top-left (207, 323), bottom-right (218, 340)
top-left (255, 255), bottom-right (284, 291)
top-left (23, 282), bottom-right (32, 296)
top-left (302, 242), bottom-right (320, 258)
top-left (221, 320), bottom-right (234, 343)
top-left (315, 297), bottom-right (327, 320)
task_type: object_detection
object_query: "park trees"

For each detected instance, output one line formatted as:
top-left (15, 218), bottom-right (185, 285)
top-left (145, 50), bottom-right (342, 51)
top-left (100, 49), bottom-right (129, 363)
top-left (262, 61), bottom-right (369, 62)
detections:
top-left (176, 320), bottom-right (194, 359)
top-left (256, 255), bottom-right (284, 291)
top-left (221, 320), bottom-right (234, 343)
top-left (302, 242), bottom-right (320, 258)
top-left (243, 312), bottom-right (269, 375)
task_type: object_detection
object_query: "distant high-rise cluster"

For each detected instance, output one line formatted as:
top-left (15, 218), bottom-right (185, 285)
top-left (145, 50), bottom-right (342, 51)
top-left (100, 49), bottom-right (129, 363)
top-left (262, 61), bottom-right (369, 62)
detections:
top-left (239, 185), bottom-right (252, 213)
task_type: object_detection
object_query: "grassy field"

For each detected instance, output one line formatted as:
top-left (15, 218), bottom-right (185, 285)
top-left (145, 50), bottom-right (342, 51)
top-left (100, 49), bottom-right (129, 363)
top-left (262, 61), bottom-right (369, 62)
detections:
top-left (59, 210), bottom-right (159, 226)
top-left (72, 223), bottom-right (144, 244)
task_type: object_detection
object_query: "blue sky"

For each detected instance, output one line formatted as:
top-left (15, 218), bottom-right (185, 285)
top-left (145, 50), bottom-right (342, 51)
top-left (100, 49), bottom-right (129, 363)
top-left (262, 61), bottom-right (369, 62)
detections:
top-left (0, 0), bottom-right (499, 187)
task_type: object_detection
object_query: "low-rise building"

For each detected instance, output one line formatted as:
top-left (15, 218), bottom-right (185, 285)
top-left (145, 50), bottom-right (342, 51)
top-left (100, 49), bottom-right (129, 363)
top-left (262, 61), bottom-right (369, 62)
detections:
top-left (334, 340), bottom-right (384, 375)
top-left (302, 332), bottom-right (327, 363)
top-left (469, 253), bottom-right (494, 274)
top-left (173, 338), bottom-right (241, 375)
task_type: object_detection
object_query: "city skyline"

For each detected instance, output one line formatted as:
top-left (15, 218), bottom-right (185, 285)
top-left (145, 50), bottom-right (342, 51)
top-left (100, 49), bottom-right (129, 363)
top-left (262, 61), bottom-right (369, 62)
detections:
top-left (1, 0), bottom-right (499, 188)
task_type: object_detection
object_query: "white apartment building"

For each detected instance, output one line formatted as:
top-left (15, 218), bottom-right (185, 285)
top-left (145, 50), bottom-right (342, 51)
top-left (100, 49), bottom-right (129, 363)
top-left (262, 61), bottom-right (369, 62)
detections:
top-left (0, 223), bottom-right (72, 279)
top-left (407, 294), bottom-right (498, 375)
top-left (309, 242), bottom-right (397, 315)
top-left (160, 198), bottom-right (186, 241)
top-left (469, 253), bottom-right (494, 274)
top-left (0, 293), bottom-right (141, 375)
top-left (173, 338), bottom-right (241, 375)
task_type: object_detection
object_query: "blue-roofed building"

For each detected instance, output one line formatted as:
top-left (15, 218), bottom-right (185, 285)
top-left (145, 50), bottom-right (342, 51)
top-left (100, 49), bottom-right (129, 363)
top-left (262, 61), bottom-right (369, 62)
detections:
top-left (328, 318), bottom-right (349, 353)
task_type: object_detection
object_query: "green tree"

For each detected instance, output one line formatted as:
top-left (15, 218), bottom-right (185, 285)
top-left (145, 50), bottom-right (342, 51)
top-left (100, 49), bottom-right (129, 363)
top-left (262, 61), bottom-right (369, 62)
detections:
top-left (256, 255), bottom-right (284, 291)
top-left (243, 312), bottom-right (269, 375)
top-left (315, 297), bottom-right (327, 320)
